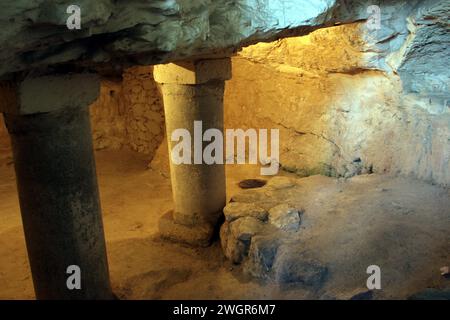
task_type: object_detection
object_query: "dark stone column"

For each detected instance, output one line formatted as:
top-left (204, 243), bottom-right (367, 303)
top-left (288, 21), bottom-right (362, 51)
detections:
top-left (1, 73), bottom-right (113, 299)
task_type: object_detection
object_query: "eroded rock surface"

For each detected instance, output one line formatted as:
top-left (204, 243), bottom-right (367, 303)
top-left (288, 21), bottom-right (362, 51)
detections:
top-left (0, 0), bottom-right (382, 78)
top-left (221, 175), bottom-right (328, 288)
top-left (220, 173), bottom-right (450, 294)
top-left (226, 0), bottom-right (450, 186)
top-left (268, 204), bottom-right (302, 231)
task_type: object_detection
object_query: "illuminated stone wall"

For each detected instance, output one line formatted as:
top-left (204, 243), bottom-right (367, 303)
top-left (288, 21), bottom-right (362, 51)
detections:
top-left (224, 22), bottom-right (449, 186)
top-left (0, 2), bottom-right (448, 185)
top-left (90, 79), bottom-right (127, 151)
top-left (90, 67), bottom-right (165, 159)
top-left (0, 67), bottom-right (165, 163)
top-left (122, 67), bottom-right (165, 155)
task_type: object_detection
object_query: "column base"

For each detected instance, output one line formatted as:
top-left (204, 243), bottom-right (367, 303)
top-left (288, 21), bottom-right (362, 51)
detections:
top-left (158, 211), bottom-right (217, 247)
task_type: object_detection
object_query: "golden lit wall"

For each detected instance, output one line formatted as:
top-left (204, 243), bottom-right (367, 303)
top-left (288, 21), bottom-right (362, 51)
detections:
top-left (224, 23), bottom-right (449, 185)
top-left (90, 66), bottom-right (165, 159)
top-left (0, 23), bottom-right (447, 186)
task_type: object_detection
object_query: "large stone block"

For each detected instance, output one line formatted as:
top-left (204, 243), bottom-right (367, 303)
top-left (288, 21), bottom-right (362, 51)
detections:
top-left (268, 204), bottom-right (302, 232)
top-left (223, 202), bottom-right (268, 222)
top-left (153, 59), bottom-right (232, 85)
top-left (159, 211), bottom-right (215, 247)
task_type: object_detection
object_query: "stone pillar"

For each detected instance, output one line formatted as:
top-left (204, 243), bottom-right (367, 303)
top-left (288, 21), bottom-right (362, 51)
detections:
top-left (0, 73), bottom-right (113, 300)
top-left (153, 59), bottom-right (231, 246)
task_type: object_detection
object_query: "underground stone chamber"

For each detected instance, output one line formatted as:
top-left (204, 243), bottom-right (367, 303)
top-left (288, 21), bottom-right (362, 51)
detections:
top-left (0, 0), bottom-right (448, 300)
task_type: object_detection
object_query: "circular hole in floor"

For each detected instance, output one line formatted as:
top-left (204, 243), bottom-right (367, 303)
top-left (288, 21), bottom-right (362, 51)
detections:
top-left (238, 179), bottom-right (267, 189)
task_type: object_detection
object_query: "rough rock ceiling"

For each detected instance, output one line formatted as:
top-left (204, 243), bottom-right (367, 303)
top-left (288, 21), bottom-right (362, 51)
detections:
top-left (0, 0), bottom-right (448, 99)
top-left (0, 0), bottom-right (373, 78)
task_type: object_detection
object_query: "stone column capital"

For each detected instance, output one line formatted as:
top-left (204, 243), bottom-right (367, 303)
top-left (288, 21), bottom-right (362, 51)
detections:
top-left (0, 73), bottom-right (100, 115)
top-left (153, 58), bottom-right (232, 85)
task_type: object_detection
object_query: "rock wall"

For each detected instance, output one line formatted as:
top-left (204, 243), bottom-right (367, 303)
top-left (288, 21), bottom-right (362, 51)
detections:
top-left (224, 19), bottom-right (449, 186)
top-left (90, 79), bottom-right (126, 150)
top-left (90, 66), bottom-right (165, 158)
top-left (0, 1), bottom-right (448, 186)
top-left (0, 67), bottom-right (165, 162)
top-left (147, 0), bottom-right (448, 187)
top-left (122, 67), bottom-right (165, 155)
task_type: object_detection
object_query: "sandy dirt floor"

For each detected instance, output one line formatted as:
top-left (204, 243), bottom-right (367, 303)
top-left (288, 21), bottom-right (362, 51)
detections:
top-left (0, 149), bottom-right (448, 300)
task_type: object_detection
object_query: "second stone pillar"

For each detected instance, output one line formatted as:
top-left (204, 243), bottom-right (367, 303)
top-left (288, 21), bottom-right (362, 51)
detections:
top-left (154, 59), bottom-right (231, 246)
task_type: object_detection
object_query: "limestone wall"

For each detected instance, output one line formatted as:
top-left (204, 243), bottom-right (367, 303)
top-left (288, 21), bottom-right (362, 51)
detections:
top-left (90, 79), bottom-right (126, 150)
top-left (224, 22), bottom-right (449, 186)
top-left (90, 66), bottom-right (165, 159)
top-left (122, 67), bottom-right (165, 155)
top-left (0, 66), bottom-right (165, 163)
